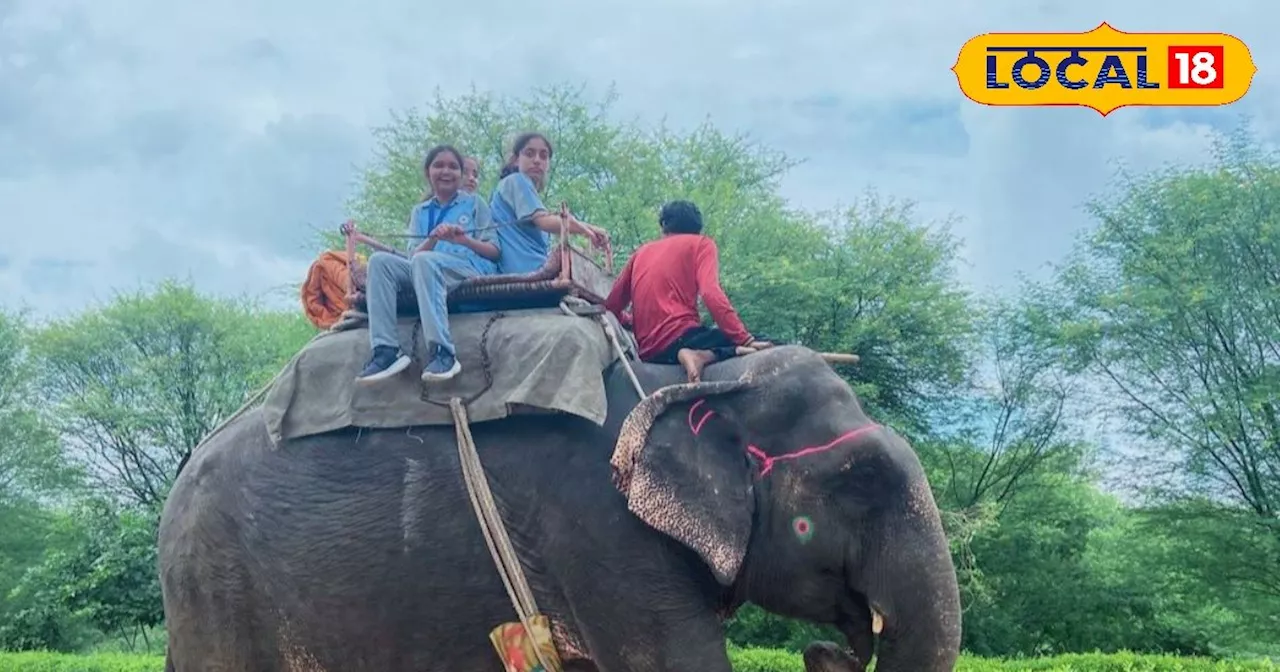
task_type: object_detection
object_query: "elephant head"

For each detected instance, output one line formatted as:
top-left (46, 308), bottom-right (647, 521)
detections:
top-left (610, 345), bottom-right (961, 672)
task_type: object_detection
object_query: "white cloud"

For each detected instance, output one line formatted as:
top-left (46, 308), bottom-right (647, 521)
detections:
top-left (1, 0), bottom-right (1277, 319)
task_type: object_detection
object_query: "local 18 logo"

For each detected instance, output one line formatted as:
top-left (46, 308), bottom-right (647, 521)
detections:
top-left (951, 22), bottom-right (1257, 115)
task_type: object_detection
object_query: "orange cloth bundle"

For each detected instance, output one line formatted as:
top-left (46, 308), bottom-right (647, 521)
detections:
top-left (488, 615), bottom-right (563, 672)
top-left (300, 250), bottom-right (365, 329)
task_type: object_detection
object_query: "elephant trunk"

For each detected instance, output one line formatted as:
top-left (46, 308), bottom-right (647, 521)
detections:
top-left (856, 487), bottom-right (961, 671)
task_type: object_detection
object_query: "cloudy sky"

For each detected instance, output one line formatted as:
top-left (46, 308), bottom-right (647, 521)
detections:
top-left (1, 0), bottom-right (1276, 321)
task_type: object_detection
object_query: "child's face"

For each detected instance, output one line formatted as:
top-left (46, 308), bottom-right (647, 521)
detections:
top-left (516, 138), bottom-right (551, 187)
top-left (463, 158), bottom-right (479, 193)
top-left (427, 152), bottom-right (462, 196)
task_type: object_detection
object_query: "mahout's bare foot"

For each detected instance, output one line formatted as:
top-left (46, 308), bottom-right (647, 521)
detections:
top-left (677, 348), bottom-right (716, 383)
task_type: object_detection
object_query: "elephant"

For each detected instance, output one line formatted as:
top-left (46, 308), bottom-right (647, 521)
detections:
top-left (804, 640), bottom-right (866, 672)
top-left (158, 344), bottom-right (961, 672)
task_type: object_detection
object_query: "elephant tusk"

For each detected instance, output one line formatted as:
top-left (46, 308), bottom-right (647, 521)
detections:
top-left (871, 608), bottom-right (883, 635)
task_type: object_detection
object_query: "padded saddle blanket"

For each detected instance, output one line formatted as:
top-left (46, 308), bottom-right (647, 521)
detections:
top-left (260, 307), bottom-right (635, 444)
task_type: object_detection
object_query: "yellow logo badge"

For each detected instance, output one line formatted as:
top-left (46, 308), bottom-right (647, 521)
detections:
top-left (951, 22), bottom-right (1257, 115)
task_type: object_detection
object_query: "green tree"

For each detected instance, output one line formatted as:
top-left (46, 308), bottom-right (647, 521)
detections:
top-left (956, 466), bottom-right (1221, 658)
top-left (923, 294), bottom-right (1084, 513)
top-left (0, 309), bottom-right (81, 638)
top-left (30, 281), bottom-right (318, 508)
top-left (1045, 126), bottom-right (1280, 620)
top-left (708, 194), bottom-right (977, 432)
top-left (338, 83), bottom-right (797, 259)
top-left (1, 504), bottom-right (163, 653)
top-left (0, 311), bottom-right (76, 500)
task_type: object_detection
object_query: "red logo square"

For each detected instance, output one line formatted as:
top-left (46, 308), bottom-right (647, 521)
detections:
top-left (1167, 45), bottom-right (1225, 89)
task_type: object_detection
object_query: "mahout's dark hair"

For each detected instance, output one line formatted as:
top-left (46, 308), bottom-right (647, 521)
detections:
top-left (659, 200), bottom-right (703, 235)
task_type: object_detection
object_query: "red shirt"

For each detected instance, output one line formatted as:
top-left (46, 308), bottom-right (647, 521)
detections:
top-left (605, 234), bottom-right (752, 359)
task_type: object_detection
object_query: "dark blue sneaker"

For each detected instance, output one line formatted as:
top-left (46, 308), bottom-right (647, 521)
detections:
top-left (420, 348), bottom-right (461, 382)
top-left (356, 345), bottom-right (411, 384)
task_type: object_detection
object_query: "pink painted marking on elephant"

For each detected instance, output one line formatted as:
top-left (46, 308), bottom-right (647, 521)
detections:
top-left (688, 399), bottom-right (716, 435)
top-left (687, 399), bottom-right (882, 479)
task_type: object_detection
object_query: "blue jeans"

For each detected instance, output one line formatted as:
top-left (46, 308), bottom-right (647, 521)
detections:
top-left (365, 251), bottom-right (479, 358)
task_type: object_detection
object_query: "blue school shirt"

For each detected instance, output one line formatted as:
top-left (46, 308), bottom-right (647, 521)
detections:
top-left (489, 172), bottom-right (552, 274)
top-left (407, 191), bottom-right (499, 275)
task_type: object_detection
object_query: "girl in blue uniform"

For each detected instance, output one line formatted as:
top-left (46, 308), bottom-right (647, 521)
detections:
top-left (357, 144), bottom-right (500, 384)
top-left (488, 132), bottom-right (608, 274)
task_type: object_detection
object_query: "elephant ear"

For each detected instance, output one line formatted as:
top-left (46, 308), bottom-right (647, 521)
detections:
top-left (610, 379), bottom-right (755, 585)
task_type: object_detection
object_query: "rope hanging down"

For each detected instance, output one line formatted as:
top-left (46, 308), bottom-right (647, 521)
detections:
top-left (450, 300), bottom-right (642, 671)
top-left (450, 398), bottom-right (560, 672)
top-left (558, 295), bottom-right (646, 399)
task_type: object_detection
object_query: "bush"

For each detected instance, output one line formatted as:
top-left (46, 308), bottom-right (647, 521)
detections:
top-left (726, 647), bottom-right (1278, 671)
top-left (955, 651), bottom-right (1278, 671)
top-left (0, 650), bottom-right (1274, 671)
top-left (0, 652), bottom-right (162, 672)
top-left (730, 646), bottom-right (805, 672)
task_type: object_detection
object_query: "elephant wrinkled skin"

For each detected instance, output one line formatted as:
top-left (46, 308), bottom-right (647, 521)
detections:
top-left (804, 641), bottom-right (864, 672)
top-left (158, 345), bottom-right (961, 672)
